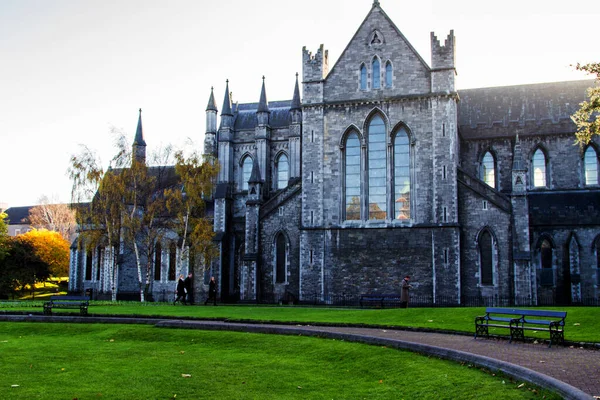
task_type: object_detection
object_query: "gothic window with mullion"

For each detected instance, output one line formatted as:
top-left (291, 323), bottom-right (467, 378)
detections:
top-left (368, 115), bottom-right (387, 220)
top-left (531, 148), bottom-right (548, 188)
top-left (584, 146), bottom-right (599, 186)
top-left (275, 153), bottom-right (289, 190)
top-left (372, 57), bottom-right (381, 89)
top-left (393, 127), bottom-right (410, 220)
top-left (241, 155), bottom-right (253, 191)
top-left (344, 131), bottom-right (361, 221)
top-left (481, 151), bottom-right (496, 189)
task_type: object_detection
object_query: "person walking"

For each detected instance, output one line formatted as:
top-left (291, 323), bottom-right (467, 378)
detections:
top-left (400, 275), bottom-right (412, 308)
top-left (174, 275), bottom-right (186, 305)
top-left (205, 276), bottom-right (217, 306)
top-left (184, 273), bottom-right (193, 305)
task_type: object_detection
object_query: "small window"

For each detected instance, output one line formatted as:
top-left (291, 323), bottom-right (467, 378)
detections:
top-left (483, 200), bottom-right (488, 210)
top-left (584, 146), bottom-right (598, 186)
top-left (14, 229), bottom-right (21, 235)
top-left (385, 61), bottom-right (392, 88)
top-left (360, 64), bottom-right (367, 90)
top-left (532, 149), bottom-right (547, 188)
top-left (372, 58), bottom-right (380, 89)
top-left (154, 243), bottom-right (162, 281)
top-left (481, 151), bottom-right (496, 188)
top-left (279, 207), bottom-right (284, 216)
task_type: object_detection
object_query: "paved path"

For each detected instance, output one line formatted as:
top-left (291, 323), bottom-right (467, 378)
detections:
top-left (2, 314), bottom-right (599, 398)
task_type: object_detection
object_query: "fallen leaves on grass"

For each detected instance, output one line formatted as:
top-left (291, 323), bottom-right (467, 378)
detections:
top-left (574, 323), bottom-right (581, 326)
top-left (11, 385), bottom-right (19, 388)
top-left (181, 374), bottom-right (192, 378)
top-left (517, 383), bottom-right (525, 388)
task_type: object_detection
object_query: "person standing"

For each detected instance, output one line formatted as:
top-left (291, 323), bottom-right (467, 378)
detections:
top-left (400, 275), bottom-right (412, 308)
top-left (174, 275), bottom-right (186, 305)
top-left (184, 273), bottom-right (193, 305)
top-left (205, 276), bottom-right (217, 306)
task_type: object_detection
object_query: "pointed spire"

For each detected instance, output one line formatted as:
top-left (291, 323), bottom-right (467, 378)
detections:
top-left (249, 158), bottom-right (262, 184)
top-left (206, 86), bottom-right (218, 112)
top-left (512, 134), bottom-right (525, 171)
top-left (373, 0), bottom-right (380, 7)
top-left (134, 108), bottom-right (146, 146)
top-left (257, 76), bottom-right (270, 113)
top-left (290, 73), bottom-right (301, 111)
top-left (221, 80), bottom-right (233, 117)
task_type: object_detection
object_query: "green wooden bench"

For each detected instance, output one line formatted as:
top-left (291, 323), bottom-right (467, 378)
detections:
top-left (43, 295), bottom-right (90, 316)
top-left (475, 307), bottom-right (567, 347)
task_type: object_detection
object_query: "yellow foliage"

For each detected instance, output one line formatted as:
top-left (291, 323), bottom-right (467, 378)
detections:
top-left (19, 229), bottom-right (70, 277)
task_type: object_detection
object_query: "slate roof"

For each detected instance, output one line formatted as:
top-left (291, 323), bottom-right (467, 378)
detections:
top-left (4, 206), bottom-right (33, 225)
top-left (457, 80), bottom-right (595, 139)
top-left (233, 100), bottom-right (293, 130)
top-left (528, 191), bottom-right (600, 226)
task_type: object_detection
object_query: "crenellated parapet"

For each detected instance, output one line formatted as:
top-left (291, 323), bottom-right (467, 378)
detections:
top-left (431, 30), bottom-right (455, 70)
top-left (302, 44), bottom-right (329, 82)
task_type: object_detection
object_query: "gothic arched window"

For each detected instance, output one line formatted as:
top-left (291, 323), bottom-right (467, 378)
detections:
top-left (276, 153), bottom-right (289, 190)
top-left (85, 250), bottom-right (92, 281)
top-left (541, 239), bottom-right (552, 269)
top-left (372, 58), bottom-right (380, 89)
top-left (241, 156), bottom-right (253, 191)
top-left (368, 115), bottom-right (386, 220)
top-left (344, 132), bottom-right (361, 221)
top-left (168, 243), bottom-right (176, 281)
top-left (385, 61), bottom-right (393, 88)
top-left (479, 230), bottom-right (494, 286)
top-left (481, 151), bottom-right (496, 188)
top-left (360, 64), bottom-right (367, 90)
top-left (393, 128), bottom-right (410, 220)
top-left (532, 149), bottom-right (547, 188)
top-left (584, 146), bottom-right (599, 186)
top-left (154, 243), bottom-right (162, 281)
top-left (275, 233), bottom-right (287, 284)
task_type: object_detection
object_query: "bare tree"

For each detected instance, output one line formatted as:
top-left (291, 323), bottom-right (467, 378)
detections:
top-left (28, 196), bottom-right (76, 241)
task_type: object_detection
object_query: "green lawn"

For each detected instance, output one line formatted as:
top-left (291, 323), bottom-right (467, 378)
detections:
top-left (2, 301), bottom-right (598, 343)
top-left (0, 322), bottom-right (560, 399)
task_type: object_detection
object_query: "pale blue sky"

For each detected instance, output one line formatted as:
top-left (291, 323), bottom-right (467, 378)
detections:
top-left (0, 0), bottom-right (597, 207)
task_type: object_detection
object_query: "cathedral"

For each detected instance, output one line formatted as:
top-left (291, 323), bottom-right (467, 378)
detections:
top-left (70, 1), bottom-right (600, 306)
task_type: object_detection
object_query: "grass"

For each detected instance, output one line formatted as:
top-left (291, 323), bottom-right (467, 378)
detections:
top-left (2, 301), bottom-right (598, 343)
top-left (0, 322), bottom-right (560, 400)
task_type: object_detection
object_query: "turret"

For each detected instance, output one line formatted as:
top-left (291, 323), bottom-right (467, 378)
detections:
top-left (302, 44), bottom-right (328, 104)
top-left (256, 76), bottom-right (270, 126)
top-left (430, 30), bottom-right (456, 92)
top-left (204, 87), bottom-right (218, 157)
top-left (219, 80), bottom-right (234, 130)
top-left (247, 160), bottom-right (263, 202)
top-left (289, 73), bottom-right (302, 180)
top-left (512, 134), bottom-right (527, 194)
top-left (132, 108), bottom-right (146, 165)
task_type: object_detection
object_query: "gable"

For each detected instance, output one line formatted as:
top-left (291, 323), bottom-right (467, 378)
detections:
top-left (324, 3), bottom-right (431, 103)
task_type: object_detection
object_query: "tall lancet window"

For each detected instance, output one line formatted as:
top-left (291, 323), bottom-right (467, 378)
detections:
top-left (584, 146), bottom-right (599, 186)
top-left (242, 156), bottom-right (253, 191)
top-left (479, 230), bottom-right (494, 286)
top-left (360, 64), bottom-right (367, 90)
top-left (368, 115), bottom-right (386, 220)
top-left (532, 149), bottom-right (547, 188)
top-left (372, 58), bottom-right (381, 89)
top-left (344, 132), bottom-right (361, 220)
top-left (481, 151), bottom-right (496, 188)
top-left (276, 153), bottom-right (289, 190)
top-left (394, 128), bottom-right (410, 220)
top-left (385, 61), bottom-right (393, 88)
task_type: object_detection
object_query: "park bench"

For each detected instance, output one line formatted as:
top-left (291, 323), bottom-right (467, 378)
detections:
top-left (359, 294), bottom-right (402, 308)
top-left (474, 307), bottom-right (567, 347)
top-left (43, 295), bottom-right (90, 316)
